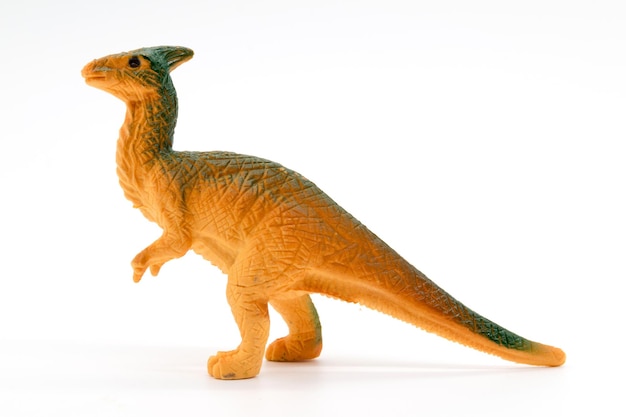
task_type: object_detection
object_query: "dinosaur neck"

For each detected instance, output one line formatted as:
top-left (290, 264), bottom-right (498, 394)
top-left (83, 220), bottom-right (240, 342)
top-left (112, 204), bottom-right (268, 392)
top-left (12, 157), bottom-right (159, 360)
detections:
top-left (117, 91), bottom-right (177, 161)
top-left (116, 84), bottom-right (178, 206)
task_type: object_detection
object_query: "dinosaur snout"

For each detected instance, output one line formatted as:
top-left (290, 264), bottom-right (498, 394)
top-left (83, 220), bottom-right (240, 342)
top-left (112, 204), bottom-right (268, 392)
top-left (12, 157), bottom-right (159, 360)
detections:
top-left (81, 60), bottom-right (96, 78)
top-left (81, 60), bottom-right (111, 87)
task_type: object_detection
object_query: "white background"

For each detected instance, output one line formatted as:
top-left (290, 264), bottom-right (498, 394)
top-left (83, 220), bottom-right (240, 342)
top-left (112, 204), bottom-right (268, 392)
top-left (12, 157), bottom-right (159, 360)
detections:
top-left (1, 1), bottom-right (624, 415)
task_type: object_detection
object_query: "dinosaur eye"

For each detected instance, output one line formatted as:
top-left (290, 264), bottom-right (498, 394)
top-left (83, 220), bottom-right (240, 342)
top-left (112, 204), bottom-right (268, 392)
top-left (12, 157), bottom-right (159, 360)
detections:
top-left (128, 56), bottom-right (141, 68)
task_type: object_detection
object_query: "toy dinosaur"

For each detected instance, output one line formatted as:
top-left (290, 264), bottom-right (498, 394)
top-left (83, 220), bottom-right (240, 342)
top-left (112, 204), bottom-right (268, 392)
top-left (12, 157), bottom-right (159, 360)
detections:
top-left (81, 46), bottom-right (565, 379)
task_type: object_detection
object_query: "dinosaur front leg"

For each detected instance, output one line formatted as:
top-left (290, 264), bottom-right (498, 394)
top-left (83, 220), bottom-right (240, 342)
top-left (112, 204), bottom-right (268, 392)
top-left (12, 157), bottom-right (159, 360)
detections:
top-left (207, 283), bottom-right (270, 380)
top-left (131, 229), bottom-right (191, 282)
top-left (266, 295), bottom-right (323, 362)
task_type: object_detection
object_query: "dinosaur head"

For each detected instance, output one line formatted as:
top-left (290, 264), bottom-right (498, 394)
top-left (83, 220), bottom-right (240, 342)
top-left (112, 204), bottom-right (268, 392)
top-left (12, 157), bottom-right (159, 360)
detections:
top-left (82, 46), bottom-right (194, 102)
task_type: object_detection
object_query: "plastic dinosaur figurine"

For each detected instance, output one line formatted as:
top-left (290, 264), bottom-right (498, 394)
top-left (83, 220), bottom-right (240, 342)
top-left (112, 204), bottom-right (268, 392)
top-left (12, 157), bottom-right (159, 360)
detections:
top-left (81, 46), bottom-right (565, 380)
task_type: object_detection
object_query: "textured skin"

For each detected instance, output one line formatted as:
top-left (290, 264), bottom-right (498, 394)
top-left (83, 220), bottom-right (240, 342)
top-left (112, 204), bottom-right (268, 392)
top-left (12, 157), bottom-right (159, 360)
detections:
top-left (82, 46), bottom-right (565, 379)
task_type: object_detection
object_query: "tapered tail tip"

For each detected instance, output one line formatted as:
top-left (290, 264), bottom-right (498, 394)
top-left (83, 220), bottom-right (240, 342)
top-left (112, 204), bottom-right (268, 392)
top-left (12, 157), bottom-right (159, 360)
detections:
top-left (535, 343), bottom-right (566, 367)
top-left (549, 347), bottom-right (566, 367)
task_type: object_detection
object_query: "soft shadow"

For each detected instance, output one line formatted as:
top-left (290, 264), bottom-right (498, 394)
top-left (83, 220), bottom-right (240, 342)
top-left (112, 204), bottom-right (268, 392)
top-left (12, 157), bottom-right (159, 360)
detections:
top-left (261, 354), bottom-right (552, 380)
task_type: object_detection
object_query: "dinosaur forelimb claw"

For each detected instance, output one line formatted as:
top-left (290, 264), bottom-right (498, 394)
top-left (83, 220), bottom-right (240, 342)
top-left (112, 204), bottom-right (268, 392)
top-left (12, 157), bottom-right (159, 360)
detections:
top-left (132, 268), bottom-right (145, 283)
top-left (131, 260), bottom-right (162, 282)
top-left (149, 264), bottom-right (162, 276)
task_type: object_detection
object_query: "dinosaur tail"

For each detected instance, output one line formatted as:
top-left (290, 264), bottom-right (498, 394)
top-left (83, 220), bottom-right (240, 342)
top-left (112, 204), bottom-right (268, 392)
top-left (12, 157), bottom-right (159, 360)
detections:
top-left (398, 273), bottom-right (566, 367)
top-left (307, 250), bottom-right (565, 367)
top-left (294, 189), bottom-right (564, 366)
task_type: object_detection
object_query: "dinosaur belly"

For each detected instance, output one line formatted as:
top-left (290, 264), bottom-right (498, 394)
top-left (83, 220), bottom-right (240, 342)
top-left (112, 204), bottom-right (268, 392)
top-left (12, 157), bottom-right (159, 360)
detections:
top-left (191, 234), bottom-right (238, 274)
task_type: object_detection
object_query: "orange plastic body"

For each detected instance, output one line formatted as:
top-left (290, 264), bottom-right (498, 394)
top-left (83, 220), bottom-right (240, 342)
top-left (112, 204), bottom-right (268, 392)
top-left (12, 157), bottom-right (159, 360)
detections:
top-left (82, 46), bottom-right (565, 379)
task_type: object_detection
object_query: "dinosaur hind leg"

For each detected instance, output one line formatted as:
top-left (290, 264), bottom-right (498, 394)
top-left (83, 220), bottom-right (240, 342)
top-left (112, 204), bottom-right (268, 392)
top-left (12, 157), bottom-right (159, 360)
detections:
top-left (207, 283), bottom-right (270, 380)
top-left (266, 294), bottom-right (323, 362)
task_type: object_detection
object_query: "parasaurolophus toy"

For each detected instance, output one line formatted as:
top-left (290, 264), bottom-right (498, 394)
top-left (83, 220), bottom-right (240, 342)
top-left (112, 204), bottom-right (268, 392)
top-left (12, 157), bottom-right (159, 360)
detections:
top-left (81, 46), bottom-right (565, 380)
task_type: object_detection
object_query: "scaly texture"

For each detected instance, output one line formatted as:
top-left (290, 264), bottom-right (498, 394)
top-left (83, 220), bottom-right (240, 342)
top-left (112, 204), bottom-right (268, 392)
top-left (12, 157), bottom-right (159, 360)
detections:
top-left (82, 46), bottom-right (565, 380)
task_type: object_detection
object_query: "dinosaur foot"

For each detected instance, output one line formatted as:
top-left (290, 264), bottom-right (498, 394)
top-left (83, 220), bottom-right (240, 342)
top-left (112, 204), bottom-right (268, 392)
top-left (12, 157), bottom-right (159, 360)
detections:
top-left (207, 349), bottom-right (263, 380)
top-left (265, 332), bottom-right (323, 362)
